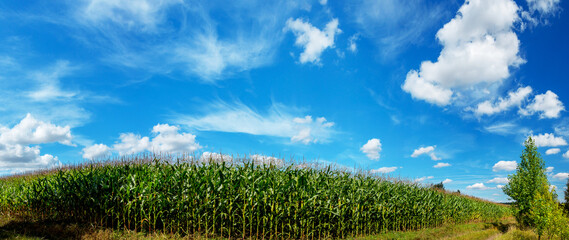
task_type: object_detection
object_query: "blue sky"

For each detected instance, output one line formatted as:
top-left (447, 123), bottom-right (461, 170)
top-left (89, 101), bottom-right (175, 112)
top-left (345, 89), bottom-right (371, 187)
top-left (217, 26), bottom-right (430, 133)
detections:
top-left (1, 0), bottom-right (568, 202)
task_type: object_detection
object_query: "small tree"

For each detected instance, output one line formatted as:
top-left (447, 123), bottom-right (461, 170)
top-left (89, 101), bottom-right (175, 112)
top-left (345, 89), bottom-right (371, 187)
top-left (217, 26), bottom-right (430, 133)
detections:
top-left (530, 182), bottom-right (554, 240)
top-left (503, 137), bottom-right (549, 228)
top-left (432, 182), bottom-right (444, 190)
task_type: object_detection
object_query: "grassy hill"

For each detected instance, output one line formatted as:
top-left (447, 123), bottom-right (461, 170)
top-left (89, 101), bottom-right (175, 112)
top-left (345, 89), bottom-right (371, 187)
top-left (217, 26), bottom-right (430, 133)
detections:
top-left (0, 155), bottom-right (510, 239)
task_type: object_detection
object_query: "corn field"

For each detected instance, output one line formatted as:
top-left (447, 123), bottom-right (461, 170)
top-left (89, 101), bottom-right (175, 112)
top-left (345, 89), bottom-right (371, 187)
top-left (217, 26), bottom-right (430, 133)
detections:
top-left (0, 155), bottom-right (510, 239)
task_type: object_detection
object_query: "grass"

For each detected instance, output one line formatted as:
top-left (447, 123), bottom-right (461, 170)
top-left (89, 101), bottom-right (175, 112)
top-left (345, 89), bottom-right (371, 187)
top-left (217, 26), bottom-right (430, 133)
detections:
top-left (355, 218), bottom-right (516, 240)
top-left (0, 154), bottom-right (511, 239)
top-left (1, 215), bottom-right (522, 240)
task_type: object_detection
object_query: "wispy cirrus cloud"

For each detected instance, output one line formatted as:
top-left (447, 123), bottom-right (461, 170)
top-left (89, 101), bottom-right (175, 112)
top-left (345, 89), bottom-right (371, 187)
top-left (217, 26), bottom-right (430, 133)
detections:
top-left (175, 101), bottom-right (336, 145)
top-left (346, 0), bottom-right (450, 58)
top-left (67, 0), bottom-right (312, 81)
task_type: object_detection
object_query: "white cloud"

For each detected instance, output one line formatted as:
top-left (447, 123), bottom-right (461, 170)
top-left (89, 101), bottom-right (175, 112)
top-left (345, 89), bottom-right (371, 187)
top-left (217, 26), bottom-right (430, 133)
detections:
top-left (520, 91), bottom-right (565, 119)
top-left (361, 138), bottom-right (382, 160)
top-left (113, 133), bottom-right (151, 156)
top-left (411, 145), bottom-right (441, 160)
top-left (319, 0), bottom-right (327, 5)
top-left (348, 34), bottom-right (359, 53)
top-left (81, 143), bottom-right (110, 159)
top-left (564, 150), bottom-right (569, 159)
top-left (442, 178), bottom-right (453, 184)
top-left (177, 102), bottom-right (335, 145)
top-left (0, 114), bottom-right (68, 172)
top-left (526, 0), bottom-right (561, 15)
top-left (497, 184), bottom-right (505, 189)
top-left (150, 124), bottom-right (200, 153)
top-left (402, 70), bottom-right (453, 106)
top-left (434, 162), bottom-right (451, 168)
top-left (250, 154), bottom-right (284, 167)
top-left (200, 152), bottom-right (233, 164)
top-left (26, 61), bottom-right (78, 102)
top-left (531, 133), bottom-right (567, 147)
top-left (174, 33), bottom-right (277, 80)
top-left (285, 18), bottom-right (341, 64)
top-left (493, 160), bottom-right (517, 172)
top-left (0, 59), bottom-right (98, 128)
top-left (474, 86), bottom-right (532, 116)
top-left (546, 166), bottom-right (554, 173)
top-left (483, 122), bottom-right (530, 136)
top-left (546, 148), bottom-right (561, 155)
top-left (553, 172), bottom-right (569, 181)
top-left (370, 166), bottom-right (398, 174)
top-left (71, 1), bottom-right (302, 81)
top-left (110, 123), bottom-right (201, 156)
top-left (80, 0), bottom-right (180, 31)
top-left (348, 0), bottom-right (448, 58)
top-left (466, 183), bottom-right (494, 190)
top-left (402, 0), bottom-right (524, 106)
top-left (554, 118), bottom-right (569, 137)
top-left (0, 113), bottom-right (73, 146)
top-left (415, 176), bottom-right (434, 182)
top-left (487, 177), bottom-right (509, 184)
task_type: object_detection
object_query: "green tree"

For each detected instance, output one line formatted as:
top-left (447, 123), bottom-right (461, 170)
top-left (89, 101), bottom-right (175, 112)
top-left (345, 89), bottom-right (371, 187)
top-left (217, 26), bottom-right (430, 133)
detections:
top-left (565, 178), bottom-right (569, 213)
top-left (503, 137), bottom-right (549, 228)
top-left (432, 182), bottom-right (444, 190)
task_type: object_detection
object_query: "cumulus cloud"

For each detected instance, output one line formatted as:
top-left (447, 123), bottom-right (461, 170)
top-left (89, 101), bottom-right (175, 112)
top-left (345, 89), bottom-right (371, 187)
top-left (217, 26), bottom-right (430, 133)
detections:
top-left (545, 148), bottom-right (560, 155)
top-left (176, 102), bottom-right (335, 145)
top-left (474, 86), bottom-right (532, 116)
top-left (0, 113), bottom-right (73, 146)
top-left (442, 178), bottom-right (453, 184)
top-left (493, 160), bottom-right (517, 172)
top-left (81, 143), bottom-right (111, 159)
top-left (487, 177), bottom-right (509, 184)
top-left (411, 146), bottom-right (441, 160)
top-left (564, 150), bottom-right (569, 159)
top-left (546, 166), bottom-right (554, 172)
top-left (86, 123), bottom-right (201, 157)
top-left (200, 152), bottom-right (233, 164)
top-left (113, 133), bottom-right (151, 156)
top-left (250, 154), bottom-right (284, 167)
top-left (530, 133), bottom-right (567, 147)
top-left (150, 124), bottom-right (200, 153)
top-left (433, 162), bottom-right (451, 168)
top-left (402, 0), bottom-right (524, 106)
top-left (415, 176), bottom-right (434, 182)
top-left (497, 184), bottom-right (505, 189)
top-left (361, 138), bottom-right (382, 160)
top-left (466, 183), bottom-right (494, 190)
top-left (370, 166), bottom-right (398, 174)
top-left (285, 18), bottom-right (341, 64)
top-left (0, 114), bottom-right (68, 172)
top-left (553, 172), bottom-right (569, 181)
top-left (520, 91), bottom-right (565, 119)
